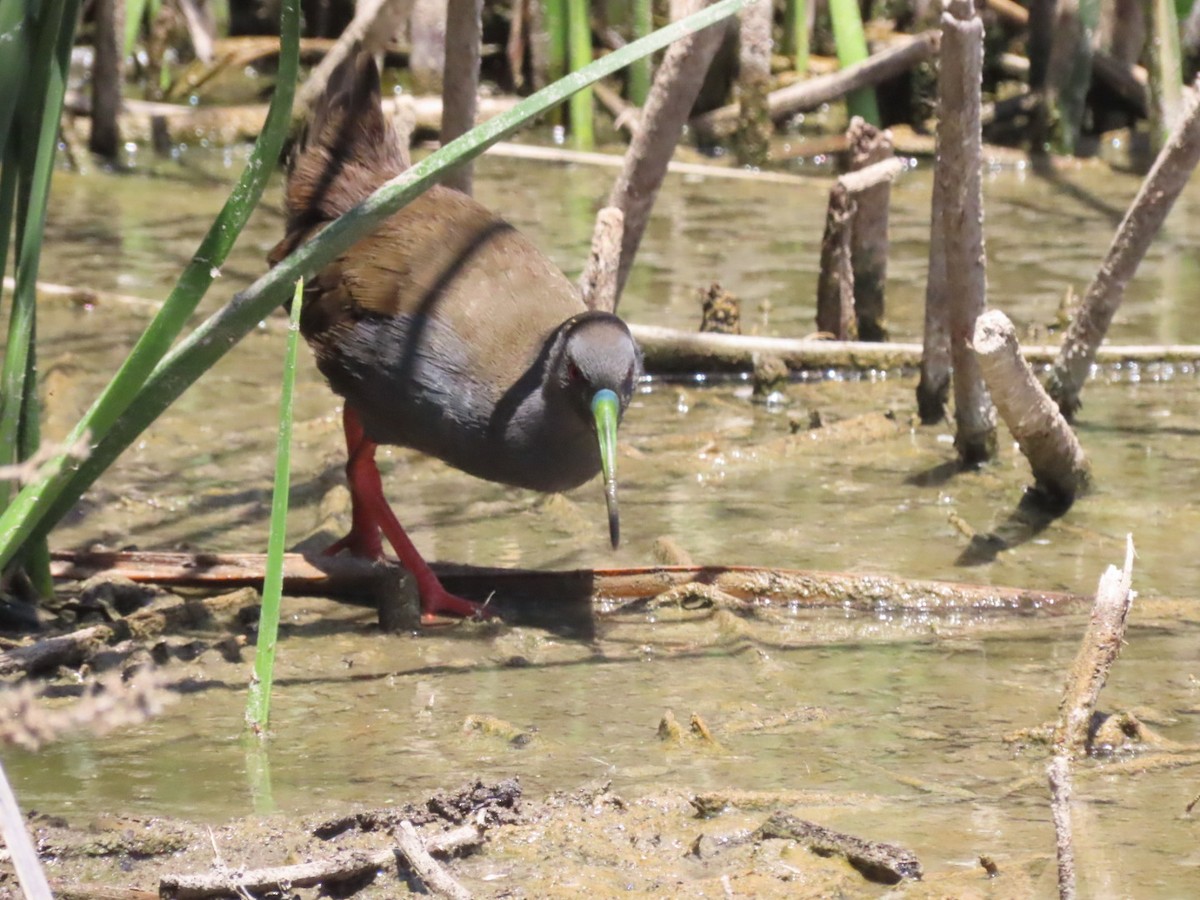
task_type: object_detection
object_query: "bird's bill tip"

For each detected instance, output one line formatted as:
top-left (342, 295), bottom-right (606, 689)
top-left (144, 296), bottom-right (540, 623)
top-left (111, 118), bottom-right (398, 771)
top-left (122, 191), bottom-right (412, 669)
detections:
top-left (591, 389), bottom-right (621, 549)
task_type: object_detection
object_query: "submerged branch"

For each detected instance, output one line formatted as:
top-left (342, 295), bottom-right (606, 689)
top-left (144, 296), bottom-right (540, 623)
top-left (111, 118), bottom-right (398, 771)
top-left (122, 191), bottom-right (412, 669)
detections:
top-left (49, 550), bottom-right (1091, 616)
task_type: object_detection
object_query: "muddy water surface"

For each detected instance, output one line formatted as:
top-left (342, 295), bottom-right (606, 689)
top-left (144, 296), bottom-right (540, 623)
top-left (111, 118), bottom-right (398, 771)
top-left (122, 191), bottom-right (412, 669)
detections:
top-left (4, 150), bottom-right (1200, 896)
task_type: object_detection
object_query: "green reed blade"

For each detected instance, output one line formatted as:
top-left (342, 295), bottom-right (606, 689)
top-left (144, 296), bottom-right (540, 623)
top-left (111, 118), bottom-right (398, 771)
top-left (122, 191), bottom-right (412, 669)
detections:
top-left (245, 279), bottom-right (304, 734)
top-left (0, 0), bottom-right (301, 572)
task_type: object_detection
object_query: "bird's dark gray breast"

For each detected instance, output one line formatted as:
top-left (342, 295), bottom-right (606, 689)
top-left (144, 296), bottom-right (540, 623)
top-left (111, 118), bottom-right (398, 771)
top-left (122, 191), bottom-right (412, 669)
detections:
top-left (316, 312), bottom-right (602, 492)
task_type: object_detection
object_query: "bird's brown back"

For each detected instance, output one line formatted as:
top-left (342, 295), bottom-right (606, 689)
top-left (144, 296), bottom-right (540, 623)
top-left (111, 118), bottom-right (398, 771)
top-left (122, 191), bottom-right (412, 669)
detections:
top-left (269, 53), bottom-right (584, 393)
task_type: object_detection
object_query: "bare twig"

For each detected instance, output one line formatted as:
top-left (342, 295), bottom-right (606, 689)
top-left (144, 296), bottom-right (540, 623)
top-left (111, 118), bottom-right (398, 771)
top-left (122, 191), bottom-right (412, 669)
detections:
top-left (1054, 535), bottom-right (1136, 756)
top-left (1048, 80), bottom-right (1200, 419)
top-left (734, 0), bottom-right (772, 165)
top-left (1048, 754), bottom-right (1076, 900)
top-left (395, 820), bottom-right (472, 899)
top-left (592, 81), bottom-right (641, 136)
top-left (692, 30), bottom-right (940, 139)
top-left (628, 323), bottom-right (1200, 375)
top-left (161, 820), bottom-right (483, 900)
top-left (578, 207), bottom-right (625, 312)
top-left (606, 0), bottom-right (729, 303)
top-left (490, 141), bottom-right (819, 184)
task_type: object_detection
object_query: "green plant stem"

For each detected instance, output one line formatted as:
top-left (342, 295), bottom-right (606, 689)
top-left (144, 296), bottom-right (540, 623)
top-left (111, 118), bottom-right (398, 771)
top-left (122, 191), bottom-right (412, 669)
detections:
top-left (785, 0), bottom-right (810, 74)
top-left (0, 0), bottom-right (301, 572)
top-left (0, 0), bottom-right (30, 157)
top-left (245, 280), bottom-right (304, 735)
top-left (123, 0), bottom-right (148, 55)
top-left (1148, 0), bottom-right (1184, 149)
top-left (1, 0), bottom-right (70, 468)
top-left (629, 0), bottom-right (652, 105)
top-left (0, 0), bottom-right (78, 593)
top-left (0, 0), bottom-right (751, 569)
top-left (543, 0), bottom-right (567, 83)
top-left (567, 0), bottom-right (594, 148)
top-left (828, 0), bottom-right (879, 124)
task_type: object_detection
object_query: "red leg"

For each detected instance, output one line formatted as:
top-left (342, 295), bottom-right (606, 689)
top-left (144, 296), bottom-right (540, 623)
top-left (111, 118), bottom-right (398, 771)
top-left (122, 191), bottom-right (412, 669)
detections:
top-left (326, 407), bottom-right (492, 622)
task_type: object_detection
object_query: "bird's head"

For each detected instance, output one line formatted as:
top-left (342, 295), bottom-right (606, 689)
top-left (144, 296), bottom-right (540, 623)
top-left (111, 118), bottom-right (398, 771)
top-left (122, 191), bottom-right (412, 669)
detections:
top-left (555, 312), bottom-right (642, 548)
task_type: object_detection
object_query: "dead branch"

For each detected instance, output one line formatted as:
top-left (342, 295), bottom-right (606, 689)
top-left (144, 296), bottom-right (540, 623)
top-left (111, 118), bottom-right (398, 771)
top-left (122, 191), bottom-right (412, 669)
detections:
top-left (1048, 80), bottom-right (1200, 419)
top-left (691, 30), bottom-right (940, 139)
top-left (606, 0), bottom-right (728, 302)
top-left (847, 121), bottom-right (897, 341)
top-left (49, 883), bottom-right (158, 900)
top-left (160, 848), bottom-right (397, 898)
top-left (578, 207), bottom-right (625, 312)
top-left (1054, 536), bottom-right (1136, 756)
top-left (159, 820), bottom-right (482, 899)
top-left (592, 81), bottom-right (640, 136)
top-left (815, 182), bottom-right (856, 339)
top-left (395, 820), bottom-right (472, 899)
top-left (440, 0), bottom-right (483, 194)
top-left (489, 141), bottom-right (820, 184)
top-left (973, 309), bottom-right (1090, 505)
top-left (734, 0), bottom-right (773, 166)
top-left (1048, 754), bottom-right (1076, 900)
top-left (939, 0), bottom-right (996, 465)
top-left (838, 157), bottom-right (905, 195)
top-left (756, 813), bottom-right (922, 884)
top-left (630, 323), bottom-right (1200, 374)
top-left (49, 550), bottom-right (1091, 616)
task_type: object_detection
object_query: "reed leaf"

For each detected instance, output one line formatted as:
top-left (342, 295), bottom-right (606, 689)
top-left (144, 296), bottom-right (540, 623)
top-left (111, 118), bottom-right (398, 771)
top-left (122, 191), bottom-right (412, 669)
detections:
top-left (0, 0), bottom-right (301, 572)
top-left (567, 0), bottom-right (594, 148)
top-left (828, 0), bottom-right (879, 125)
top-left (245, 280), bottom-right (304, 735)
top-left (0, 0), bottom-right (79, 592)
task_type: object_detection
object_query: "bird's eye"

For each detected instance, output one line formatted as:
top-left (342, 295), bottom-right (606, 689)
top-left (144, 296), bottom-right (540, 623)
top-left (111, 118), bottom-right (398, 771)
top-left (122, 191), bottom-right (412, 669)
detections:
top-left (568, 361), bottom-right (583, 383)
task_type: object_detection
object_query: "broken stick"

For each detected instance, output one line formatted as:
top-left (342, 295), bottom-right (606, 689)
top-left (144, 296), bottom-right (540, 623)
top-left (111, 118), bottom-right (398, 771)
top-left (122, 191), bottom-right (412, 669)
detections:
top-left (159, 822), bottom-right (483, 899)
top-left (756, 812), bottom-right (922, 884)
top-left (1054, 535), bottom-right (1136, 757)
top-left (1048, 79), bottom-right (1200, 419)
top-left (973, 309), bottom-right (1091, 506)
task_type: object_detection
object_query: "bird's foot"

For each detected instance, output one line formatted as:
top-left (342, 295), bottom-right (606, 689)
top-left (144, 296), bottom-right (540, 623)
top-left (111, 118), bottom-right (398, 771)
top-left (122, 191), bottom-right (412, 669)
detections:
top-left (325, 533), bottom-right (497, 623)
top-left (324, 527), bottom-right (384, 560)
top-left (418, 580), bottom-right (497, 624)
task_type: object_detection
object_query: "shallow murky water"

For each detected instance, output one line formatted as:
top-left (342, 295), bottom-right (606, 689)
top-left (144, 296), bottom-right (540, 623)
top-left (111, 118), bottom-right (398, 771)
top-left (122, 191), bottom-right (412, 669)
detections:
top-left (5, 149), bottom-right (1200, 895)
